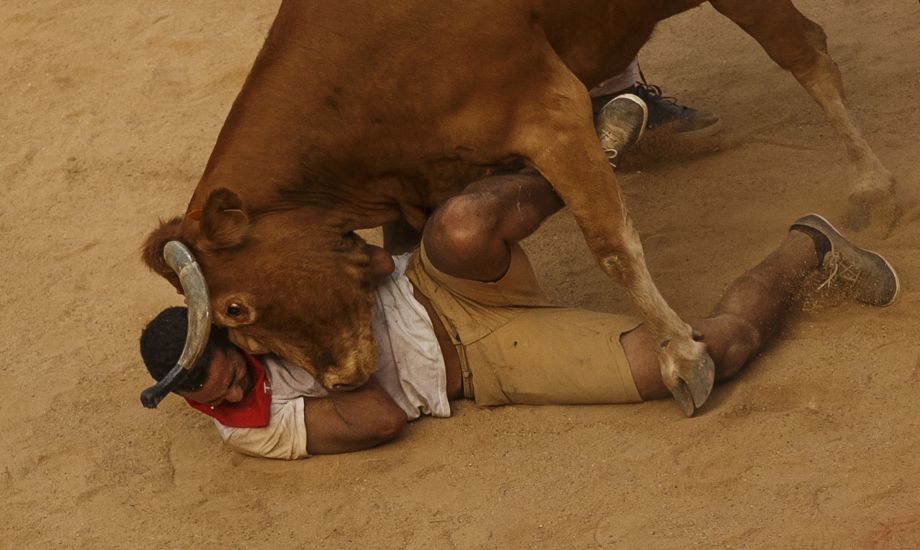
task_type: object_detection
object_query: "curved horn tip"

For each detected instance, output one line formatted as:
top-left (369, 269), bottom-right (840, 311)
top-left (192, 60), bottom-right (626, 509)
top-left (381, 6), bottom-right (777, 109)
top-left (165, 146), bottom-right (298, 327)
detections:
top-left (139, 364), bottom-right (189, 409)
top-left (140, 386), bottom-right (167, 409)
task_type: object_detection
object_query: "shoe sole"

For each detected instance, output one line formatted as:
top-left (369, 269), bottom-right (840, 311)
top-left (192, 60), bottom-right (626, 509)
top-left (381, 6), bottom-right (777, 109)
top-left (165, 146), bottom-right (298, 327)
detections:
top-left (650, 116), bottom-right (722, 141)
top-left (672, 117), bottom-right (723, 141)
top-left (795, 213), bottom-right (901, 307)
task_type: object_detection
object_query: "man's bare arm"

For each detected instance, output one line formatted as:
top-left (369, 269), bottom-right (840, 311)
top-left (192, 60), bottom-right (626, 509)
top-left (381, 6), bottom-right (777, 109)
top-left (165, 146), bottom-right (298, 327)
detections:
top-left (303, 378), bottom-right (408, 454)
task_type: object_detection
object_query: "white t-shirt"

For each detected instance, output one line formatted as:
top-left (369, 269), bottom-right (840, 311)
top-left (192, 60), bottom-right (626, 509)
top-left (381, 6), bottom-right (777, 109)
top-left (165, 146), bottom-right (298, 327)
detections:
top-left (213, 254), bottom-right (450, 459)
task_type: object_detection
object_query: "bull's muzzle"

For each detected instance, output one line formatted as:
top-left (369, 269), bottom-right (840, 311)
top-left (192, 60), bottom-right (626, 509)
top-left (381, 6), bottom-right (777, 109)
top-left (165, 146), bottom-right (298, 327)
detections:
top-left (140, 241), bottom-right (212, 409)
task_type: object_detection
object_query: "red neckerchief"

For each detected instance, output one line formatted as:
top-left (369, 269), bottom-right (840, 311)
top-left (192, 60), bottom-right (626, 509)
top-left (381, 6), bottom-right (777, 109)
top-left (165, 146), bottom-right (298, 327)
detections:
top-left (185, 354), bottom-right (272, 428)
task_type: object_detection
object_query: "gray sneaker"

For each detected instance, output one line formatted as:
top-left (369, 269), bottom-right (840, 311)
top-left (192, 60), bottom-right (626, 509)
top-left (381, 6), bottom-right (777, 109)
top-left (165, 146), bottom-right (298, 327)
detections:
top-left (592, 82), bottom-right (721, 140)
top-left (594, 93), bottom-right (648, 168)
top-left (790, 213), bottom-right (900, 307)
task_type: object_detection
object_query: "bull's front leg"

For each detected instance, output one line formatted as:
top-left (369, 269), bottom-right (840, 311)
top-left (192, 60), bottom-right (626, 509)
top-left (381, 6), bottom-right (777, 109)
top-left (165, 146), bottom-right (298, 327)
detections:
top-left (515, 78), bottom-right (714, 416)
top-left (592, 208), bottom-right (716, 417)
top-left (711, 0), bottom-right (899, 233)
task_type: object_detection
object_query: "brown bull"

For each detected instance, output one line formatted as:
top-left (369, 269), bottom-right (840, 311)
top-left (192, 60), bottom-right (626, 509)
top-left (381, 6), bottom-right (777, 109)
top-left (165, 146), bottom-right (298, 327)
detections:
top-left (143, 0), bottom-right (895, 414)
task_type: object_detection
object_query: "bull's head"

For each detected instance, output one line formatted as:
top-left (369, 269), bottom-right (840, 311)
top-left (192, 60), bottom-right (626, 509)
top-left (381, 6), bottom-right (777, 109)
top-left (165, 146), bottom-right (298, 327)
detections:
top-left (142, 187), bottom-right (379, 392)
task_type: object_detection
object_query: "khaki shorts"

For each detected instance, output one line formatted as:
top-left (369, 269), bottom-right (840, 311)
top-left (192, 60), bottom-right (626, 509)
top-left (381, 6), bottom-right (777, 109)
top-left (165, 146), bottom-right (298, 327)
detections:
top-left (405, 243), bottom-right (643, 406)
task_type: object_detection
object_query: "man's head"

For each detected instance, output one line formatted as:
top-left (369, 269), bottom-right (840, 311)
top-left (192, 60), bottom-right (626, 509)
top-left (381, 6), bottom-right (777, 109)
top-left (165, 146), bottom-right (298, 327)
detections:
top-left (140, 307), bottom-right (251, 406)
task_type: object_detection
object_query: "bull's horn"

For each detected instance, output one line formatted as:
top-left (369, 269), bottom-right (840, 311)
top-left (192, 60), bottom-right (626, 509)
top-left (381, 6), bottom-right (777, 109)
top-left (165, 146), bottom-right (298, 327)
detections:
top-left (140, 241), bottom-right (212, 409)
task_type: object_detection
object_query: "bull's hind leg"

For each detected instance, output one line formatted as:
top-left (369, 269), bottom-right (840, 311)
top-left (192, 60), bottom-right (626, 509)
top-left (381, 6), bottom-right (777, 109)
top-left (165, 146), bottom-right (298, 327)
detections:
top-left (511, 57), bottom-right (713, 416)
top-left (711, 0), bottom-right (898, 231)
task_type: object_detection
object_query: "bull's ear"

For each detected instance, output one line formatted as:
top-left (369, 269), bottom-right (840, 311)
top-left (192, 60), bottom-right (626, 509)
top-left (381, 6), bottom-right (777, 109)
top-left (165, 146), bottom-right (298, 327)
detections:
top-left (141, 216), bottom-right (185, 292)
top-left (198, 187), bottom-right (250, 250)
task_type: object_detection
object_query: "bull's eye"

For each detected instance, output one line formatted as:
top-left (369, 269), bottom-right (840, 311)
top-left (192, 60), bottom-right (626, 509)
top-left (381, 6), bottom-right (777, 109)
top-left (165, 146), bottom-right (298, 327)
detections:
top-left (227, 303), bottom-right (242, 317)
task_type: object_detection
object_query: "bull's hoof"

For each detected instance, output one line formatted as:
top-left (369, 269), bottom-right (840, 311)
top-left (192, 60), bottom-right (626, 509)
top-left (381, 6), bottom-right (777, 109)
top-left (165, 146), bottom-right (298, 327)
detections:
top-left (842, 171), bottom-right (900, 237)
top-left (667, 349), bottom-right (716, 417)
top-left (660, 338), bottom-right (716, 417)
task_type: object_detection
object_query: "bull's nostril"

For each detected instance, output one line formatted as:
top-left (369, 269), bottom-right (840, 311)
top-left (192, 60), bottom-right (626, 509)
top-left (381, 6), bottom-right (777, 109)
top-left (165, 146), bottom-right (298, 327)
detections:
top-left (332, 383), bottom-right (359, 392)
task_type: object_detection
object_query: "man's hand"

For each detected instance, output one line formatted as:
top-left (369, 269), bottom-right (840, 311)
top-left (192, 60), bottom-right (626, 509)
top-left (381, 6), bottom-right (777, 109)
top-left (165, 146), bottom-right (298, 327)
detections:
top-left (303, 378), bottom-right (407, 454)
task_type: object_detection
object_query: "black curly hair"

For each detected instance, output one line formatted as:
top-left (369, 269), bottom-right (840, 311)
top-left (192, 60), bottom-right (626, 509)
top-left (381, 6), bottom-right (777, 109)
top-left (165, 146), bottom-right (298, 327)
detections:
top-left (139, 306), bottom-right (233, 393)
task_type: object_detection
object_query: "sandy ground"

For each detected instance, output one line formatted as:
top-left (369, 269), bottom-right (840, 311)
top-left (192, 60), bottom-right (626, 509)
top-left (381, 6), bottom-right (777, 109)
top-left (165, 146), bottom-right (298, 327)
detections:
top-left (2, 1), bottom-right (919, 548)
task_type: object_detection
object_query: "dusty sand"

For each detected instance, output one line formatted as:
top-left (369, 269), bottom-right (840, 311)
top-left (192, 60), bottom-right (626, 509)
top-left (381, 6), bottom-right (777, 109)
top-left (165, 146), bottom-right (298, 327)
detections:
top-left (2, 1), bottom-right (919, 547)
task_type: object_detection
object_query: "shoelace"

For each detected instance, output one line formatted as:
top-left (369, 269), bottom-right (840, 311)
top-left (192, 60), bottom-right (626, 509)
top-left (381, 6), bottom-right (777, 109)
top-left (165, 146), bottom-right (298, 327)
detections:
top-left (597, 128), bottom-right (620, 166)
top-left (817, 252), bottom-right (861, 291)
top-left (636, 66), bottom-right (682, 108)
top-left (601, 146), bottom-right (620, 167)
top-left (635, 82), bottom-right (680, 106)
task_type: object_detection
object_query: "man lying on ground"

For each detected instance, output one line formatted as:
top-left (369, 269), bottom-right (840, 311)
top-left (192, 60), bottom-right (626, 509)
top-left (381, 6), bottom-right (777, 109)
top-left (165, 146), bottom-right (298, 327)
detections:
top-left (139, 96), bottom-right (899, 459)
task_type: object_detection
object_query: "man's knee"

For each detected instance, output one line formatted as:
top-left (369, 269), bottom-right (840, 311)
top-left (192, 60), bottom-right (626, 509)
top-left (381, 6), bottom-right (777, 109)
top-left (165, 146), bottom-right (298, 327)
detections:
top-left (426, 192), bottom-right (504, 259)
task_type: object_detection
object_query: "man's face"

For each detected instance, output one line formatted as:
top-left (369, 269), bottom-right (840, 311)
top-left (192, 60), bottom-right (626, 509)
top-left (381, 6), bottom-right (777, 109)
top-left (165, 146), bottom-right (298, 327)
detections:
top-left (179, 347), bottom-right (252, 407)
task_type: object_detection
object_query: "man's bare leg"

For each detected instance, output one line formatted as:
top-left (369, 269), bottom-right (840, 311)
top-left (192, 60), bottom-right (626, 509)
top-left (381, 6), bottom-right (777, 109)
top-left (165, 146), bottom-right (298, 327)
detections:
top-left (624, 219), bottom-right (900, 399)
top-left (424, 173), bottom-right (899, 404)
